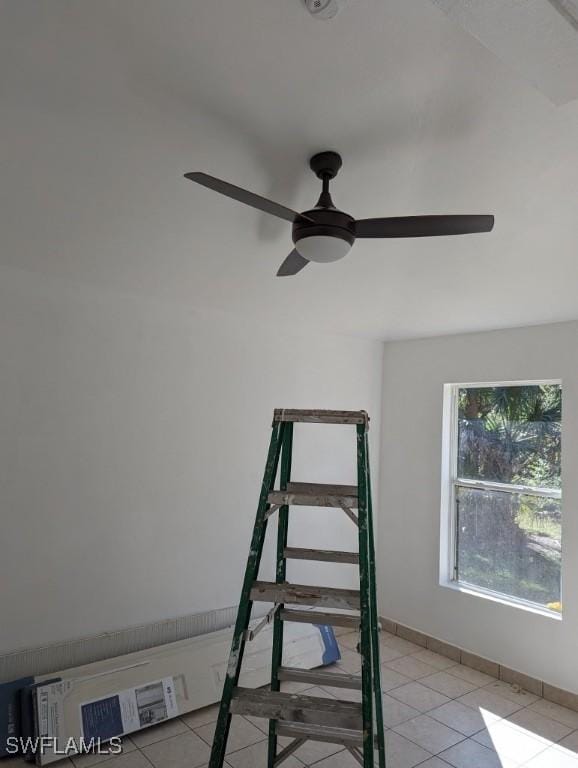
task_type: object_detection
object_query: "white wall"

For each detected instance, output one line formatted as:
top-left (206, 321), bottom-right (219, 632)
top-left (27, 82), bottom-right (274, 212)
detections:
top-left (378, 321), bottom-right (578, 693)
top-left (0, 265), bottom-right (383, 654)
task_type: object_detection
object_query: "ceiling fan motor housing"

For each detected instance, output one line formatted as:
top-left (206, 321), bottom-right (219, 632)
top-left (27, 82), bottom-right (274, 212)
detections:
top-left (292, 208), bottom-right (355, 262)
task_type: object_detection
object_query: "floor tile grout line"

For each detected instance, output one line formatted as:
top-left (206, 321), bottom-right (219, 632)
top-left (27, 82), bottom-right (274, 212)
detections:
top-left (414, 755), bottom-right (454, 767)
top-left (190, 718), bottom-right (267, 755)
top-left (135, 747), bottom-right (156, 768)
top-left (501, 707), bottom-right (578, 748)
top-left (471, 724), bottom-right (555, 763)
top-left (526, 699), bottom-right (578, 729)
top-left (389, 720), bottom-right (468, 757)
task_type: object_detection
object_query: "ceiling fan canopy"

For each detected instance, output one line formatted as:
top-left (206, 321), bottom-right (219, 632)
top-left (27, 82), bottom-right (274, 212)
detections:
top-left (184, 151), bottom-right (494, 276)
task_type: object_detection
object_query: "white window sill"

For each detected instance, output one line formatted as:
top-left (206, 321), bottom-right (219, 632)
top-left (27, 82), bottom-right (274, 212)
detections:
top-left (440, 579), bottom-right (563, 621)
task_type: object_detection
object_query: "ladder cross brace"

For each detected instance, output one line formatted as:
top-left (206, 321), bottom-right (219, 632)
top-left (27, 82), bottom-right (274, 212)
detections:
top-left (244, 605), bottom-right (280, 642)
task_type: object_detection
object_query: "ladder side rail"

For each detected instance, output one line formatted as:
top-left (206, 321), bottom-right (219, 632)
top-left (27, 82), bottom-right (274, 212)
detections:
top-left (365, 430), bottom-right (386, 767)
top-left (356, 423), bottom-right (374, 768)
top-left (268, 422), bottom-right (293, 767)
top-left (209, 420), bottom-right (285, 768)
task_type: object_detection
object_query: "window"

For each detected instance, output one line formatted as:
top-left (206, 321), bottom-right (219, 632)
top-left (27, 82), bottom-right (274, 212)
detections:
top-left (442, 382), bottom-right (562, 613)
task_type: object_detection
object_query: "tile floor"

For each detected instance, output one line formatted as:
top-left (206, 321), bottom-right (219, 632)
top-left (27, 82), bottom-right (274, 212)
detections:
top-left (5, 629), bottom-right (578, 768)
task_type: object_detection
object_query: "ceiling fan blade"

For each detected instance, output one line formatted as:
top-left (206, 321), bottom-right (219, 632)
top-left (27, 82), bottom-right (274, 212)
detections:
top-left (184, 172), bottom-right (312, 223)
top-left (355, 214), bottom-right (494, 238)
top-left (276, 250), bottom-right (309, 276)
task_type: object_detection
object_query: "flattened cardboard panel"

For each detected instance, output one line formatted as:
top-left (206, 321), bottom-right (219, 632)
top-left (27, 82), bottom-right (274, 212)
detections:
top-left (33, 619), bottom-right (332, 764)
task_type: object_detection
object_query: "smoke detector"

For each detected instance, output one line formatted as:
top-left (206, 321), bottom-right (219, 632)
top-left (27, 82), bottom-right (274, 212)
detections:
top-left (304, 0), bottom-right (340, 20)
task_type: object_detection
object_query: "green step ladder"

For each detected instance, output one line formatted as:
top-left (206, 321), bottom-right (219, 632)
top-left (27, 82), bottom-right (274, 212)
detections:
top-left (209, 409), bottom-right (386, 768)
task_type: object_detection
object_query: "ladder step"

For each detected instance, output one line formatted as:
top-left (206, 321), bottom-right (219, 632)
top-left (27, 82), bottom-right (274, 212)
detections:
top-left (269, 482), bottom-right (358, 508)
top-left (251, 581), bottom-right (360, 610)
top-left (273, 409), bottom-right (369, 426)
top-left (278, 667), bottom-right (362, 690)
top-left (276, 721), bottom-right (375, 748)
top-left (280, 608), bottom-right (360, 629)
top-left (284, 547), bottom-right (359, 564)
top-left (230, 687), bottom-right (362, 730)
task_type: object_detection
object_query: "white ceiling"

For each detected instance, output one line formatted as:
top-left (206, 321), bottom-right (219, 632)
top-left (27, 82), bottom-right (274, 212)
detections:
top-left (432, 0), bottom-right (578, 105)
top-left (1, 0), bottom-right (578, 340)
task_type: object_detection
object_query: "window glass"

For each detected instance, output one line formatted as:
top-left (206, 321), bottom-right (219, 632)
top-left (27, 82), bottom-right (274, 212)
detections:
top-left (450, 383), bottom-right (562, 612)
top-left (456, 486), bottom-right (561, 608)
top-left (457, 385), bottom-right (561, 488)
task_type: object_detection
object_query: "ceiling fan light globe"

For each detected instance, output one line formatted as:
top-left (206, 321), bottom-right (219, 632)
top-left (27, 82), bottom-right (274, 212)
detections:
top-left (295, 235), bottom-right (352, 263)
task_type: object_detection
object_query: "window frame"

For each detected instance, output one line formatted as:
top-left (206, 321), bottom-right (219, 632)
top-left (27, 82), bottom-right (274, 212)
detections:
top-left (440, 379), bottom-right (562, 618)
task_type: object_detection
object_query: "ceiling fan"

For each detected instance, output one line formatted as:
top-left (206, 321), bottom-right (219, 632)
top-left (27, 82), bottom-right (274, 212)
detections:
top-left (184, 151), bottom-right (494, 276)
